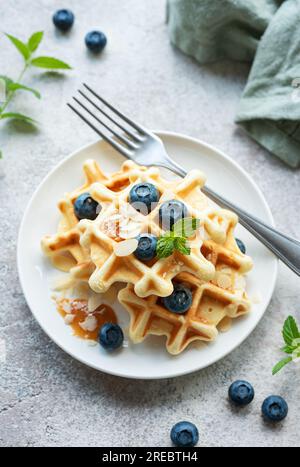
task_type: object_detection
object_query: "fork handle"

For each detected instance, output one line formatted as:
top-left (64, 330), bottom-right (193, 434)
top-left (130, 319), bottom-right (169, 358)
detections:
top-left (167, 161), bottom-right (300, 276)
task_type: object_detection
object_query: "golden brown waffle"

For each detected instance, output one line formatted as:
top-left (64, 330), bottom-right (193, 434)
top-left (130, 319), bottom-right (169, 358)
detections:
top-left (79, 160), bottom-right (244, 297)
top-left (118, 265), bottom-right (251, 355)
top-left (41, 159), bottom-right (107, 276)
top-left (118, 196), bottom-right (253, 354)
top-left (41, 159), bottom-right (141, 286)
top-left (42, 158), bottom-right (253, 353)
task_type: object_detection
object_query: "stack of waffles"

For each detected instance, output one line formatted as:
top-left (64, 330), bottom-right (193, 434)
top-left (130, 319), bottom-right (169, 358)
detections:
top-left (41, 159), bottom-right (253, 354)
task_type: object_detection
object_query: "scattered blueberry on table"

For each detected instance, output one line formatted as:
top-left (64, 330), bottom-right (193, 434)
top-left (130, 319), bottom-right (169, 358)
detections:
top-left (159, 199), bottom-right (188, 231)
top-left (53, 9), bottom-right (74, 31)
top-left (85, 31), bottom-right (107, 53)
top-left (134, 234), bottom-right (157, 261)
top-left (74, 193), bottom-right (100, 220)
top-left (129, 182), bottom-right (159, 214)
top-left (170, 421), bottom-right (199, 447)
top-left (235, 238), bottom-right (246, 254)
top-left (228, 380), bottom-right (255, 406)
top-left (99, 323), bottom-right (124, 351)
top-left (262, 395), bottom-right (288, 422)
top-left (162, 284), bottom-right (192, 314)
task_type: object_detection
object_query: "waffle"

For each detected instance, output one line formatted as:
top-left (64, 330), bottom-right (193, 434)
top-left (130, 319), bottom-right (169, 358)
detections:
top-left (118, 264), bottom-right (252, 355)
top-left (78, 160), bottom-right (249, 298)
top-left (118, 197), bottom-right (253, 354)
top-left (41, 159), bottom-right (140, 286)
top-left (42, 158), bottom-right (253, 354)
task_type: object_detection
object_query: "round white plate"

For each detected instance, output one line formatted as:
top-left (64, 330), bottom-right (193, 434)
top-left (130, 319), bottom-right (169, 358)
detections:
top-left (17, 132), bottom-right (277, 379)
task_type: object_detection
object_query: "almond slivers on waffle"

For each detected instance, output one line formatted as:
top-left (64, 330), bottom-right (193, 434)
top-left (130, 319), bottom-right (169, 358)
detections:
top-left (41, 159), bottom-right (253, 354)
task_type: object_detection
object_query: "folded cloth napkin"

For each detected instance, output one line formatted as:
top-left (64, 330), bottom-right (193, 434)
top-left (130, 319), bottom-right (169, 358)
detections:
top-left (167, 0), bottom-right (300, 168)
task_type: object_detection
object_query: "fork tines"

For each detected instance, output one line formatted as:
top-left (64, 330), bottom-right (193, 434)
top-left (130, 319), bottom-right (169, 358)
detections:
top-left (67, 84), bottom-right (147, 157)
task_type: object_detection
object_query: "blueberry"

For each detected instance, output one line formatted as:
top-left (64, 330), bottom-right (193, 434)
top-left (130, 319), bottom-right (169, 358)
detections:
top-left (74, 193), bottom-right (99, 220)
top-left (134, 234), bottom-right (157, 261)
top-left (162, 284), bottom-right (192, 314)
top-left (129, 183), bottom-right (159, 214)
top-left (85, 31), bottom-right (107, 53)
top-left (159, 200), bottom-right (188, 231)
top-left (99, 323), bottom-right (124, 351)
top-left (170, 421), bottom-right (199, 447)
top-left (262, 395), bottom-right (288, 422)
top-left (236, 238), bottom-right (246, 254)
top-left (53, 9), bottom-right (74, 31)
top-left (228, 380), bottom-right (255, 406)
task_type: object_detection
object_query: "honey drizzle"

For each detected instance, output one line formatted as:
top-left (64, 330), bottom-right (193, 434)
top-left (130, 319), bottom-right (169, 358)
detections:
top-left (56, 298), bottom-right (117, 340)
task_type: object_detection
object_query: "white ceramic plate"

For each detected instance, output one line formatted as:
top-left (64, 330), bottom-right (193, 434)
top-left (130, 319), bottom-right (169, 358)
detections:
top-left (17, 132), bottom-right (277, 379)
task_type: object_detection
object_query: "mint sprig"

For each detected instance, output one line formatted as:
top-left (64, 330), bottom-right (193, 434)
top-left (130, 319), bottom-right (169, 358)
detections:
top-left (272, 316), bottom-right (300, 375)
top-left (156, 217), bottom-right (200, 259)
top-left (0, 31), bottom-right (72, 158)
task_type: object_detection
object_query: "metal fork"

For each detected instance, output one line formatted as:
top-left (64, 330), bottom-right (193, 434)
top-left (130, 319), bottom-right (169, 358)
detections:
top-left (68, 84), bottom-right (300, 277)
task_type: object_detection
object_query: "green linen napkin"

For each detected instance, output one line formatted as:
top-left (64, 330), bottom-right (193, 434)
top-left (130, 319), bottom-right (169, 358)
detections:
top-left (167, 0), bottom-right (300, 168)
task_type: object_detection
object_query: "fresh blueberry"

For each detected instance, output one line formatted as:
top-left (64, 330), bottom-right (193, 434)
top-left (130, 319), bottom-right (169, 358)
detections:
top-left (134, 234), bottom-right (157, 261)
top-left (74, 193), bottom-right (99, 220)
top-left (159, 199), bottom-right (188, 231)
top-left (99, 323), bottom-right (124, 351)
top-left (236, 238), bottom-right (246, 254)
top-left (262, 395), bottom-right (288, 422)
top-left (129, 183), bottom-right (159, 214)
top-left (53, 9), bottom-right (74, 31)
top-left (85, 31), bottom-right (107, 53)
top-left (162, 284), bottom-right (192, 314)
top-left (228, 380), bottom-right (255, 406)
top-left (170, 421), bottom-right (199, 447)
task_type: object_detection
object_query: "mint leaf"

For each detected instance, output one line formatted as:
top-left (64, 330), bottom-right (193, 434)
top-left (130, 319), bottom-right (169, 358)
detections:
top-left (174, 237), bottom-right (190, 255)
top-left (1, 112), bottom-right (36, 124)
top-left (282, 316), bottom-right (300, 346)
top-left (31, 56), bottom-right (72, 70)
top-left (156, 237), bottom-right (175, 259)
top-left (5, 33), bottom-right (30, 60)
top-left (281, 344), bottom-right (296, 354)
top-left (272, 357), bottom-right (293, 375)
top-left (0, 150), bottom-right (2, 159)
top-left (173, 217), bottom-right (200, 238)
top-left (28, 31), bottom-right (43, 53)
top-left (7, 82), bottom-right (40, 98)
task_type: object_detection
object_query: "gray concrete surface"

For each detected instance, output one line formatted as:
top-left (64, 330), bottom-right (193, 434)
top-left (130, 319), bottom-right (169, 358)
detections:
top-left (0, 0), bottom-right (299, 447)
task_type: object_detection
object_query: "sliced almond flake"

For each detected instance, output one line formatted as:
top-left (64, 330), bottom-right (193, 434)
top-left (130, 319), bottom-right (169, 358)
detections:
top-left (62, 301), bottom-right (72, 314)
top-left (113, 238), bottom-right (138, 257)
top-left (86, 339), bottom-right (98, 347)
top-left (216, 273), bottom-right (232, 290)
top-left (119, 221), bottom-right (142, 239)
top-left (88, 291), bottom-right (104, 312)
top-left (79, 315), bottom-right (98, 332)
top-left (64, 314), bottom-right (75, 325)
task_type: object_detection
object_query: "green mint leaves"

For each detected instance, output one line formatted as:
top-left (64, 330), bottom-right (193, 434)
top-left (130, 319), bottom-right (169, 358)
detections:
top-left (1, 31), bottom-right (72, 157)
top-left (5, 33), bottom-right (31, 60)
top-left (272, 316), bottom-right (300, 375)
top-left (156, 217), bottom-right (200, 259)
top-left (30, 56), bottom-right (71, 70)
top-left (28, 31), bottom-right (44, 53)
top-left (5, 32), bottom-right (72, 70)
